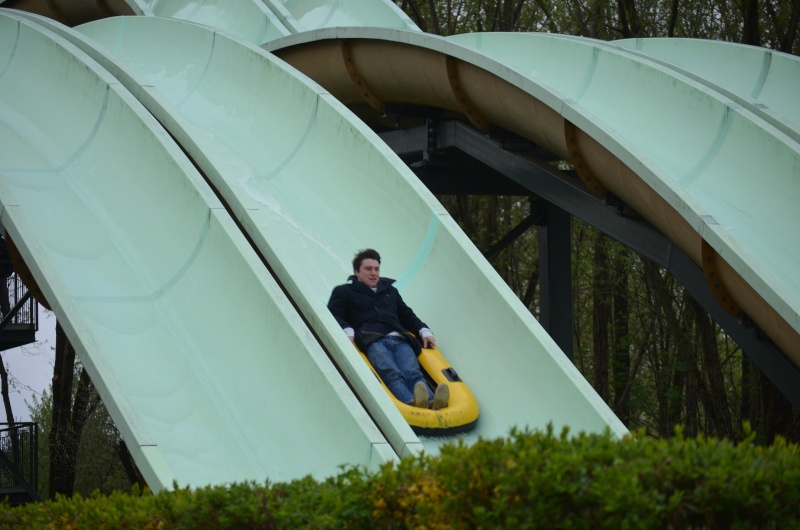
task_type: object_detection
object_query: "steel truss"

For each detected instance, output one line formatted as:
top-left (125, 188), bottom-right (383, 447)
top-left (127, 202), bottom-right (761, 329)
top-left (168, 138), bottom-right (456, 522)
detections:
top-left (380, 120), bottom-right (800, 406)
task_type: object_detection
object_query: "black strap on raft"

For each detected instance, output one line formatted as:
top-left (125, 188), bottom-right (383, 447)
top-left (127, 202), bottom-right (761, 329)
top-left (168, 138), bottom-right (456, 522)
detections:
top-left (441, 367), bottom-right (462, 382)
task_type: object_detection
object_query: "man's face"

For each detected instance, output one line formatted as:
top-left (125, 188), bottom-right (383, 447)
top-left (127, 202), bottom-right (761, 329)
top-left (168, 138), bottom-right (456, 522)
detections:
top-left (355, 258), bottom-right (380, 288)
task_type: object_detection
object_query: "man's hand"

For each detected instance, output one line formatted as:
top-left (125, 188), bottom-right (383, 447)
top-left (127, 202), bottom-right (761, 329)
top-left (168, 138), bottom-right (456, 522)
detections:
top-left (423, 336), bottom-right (436, 349)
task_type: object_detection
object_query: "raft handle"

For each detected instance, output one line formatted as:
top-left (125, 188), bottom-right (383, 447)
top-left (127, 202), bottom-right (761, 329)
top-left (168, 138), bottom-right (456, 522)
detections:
top-left (442, 367), bottom-right (462, 383)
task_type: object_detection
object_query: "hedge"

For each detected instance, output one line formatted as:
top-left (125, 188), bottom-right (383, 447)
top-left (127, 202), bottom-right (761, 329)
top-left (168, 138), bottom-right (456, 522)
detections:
top-left (2, 425), bottom-right (799, 529)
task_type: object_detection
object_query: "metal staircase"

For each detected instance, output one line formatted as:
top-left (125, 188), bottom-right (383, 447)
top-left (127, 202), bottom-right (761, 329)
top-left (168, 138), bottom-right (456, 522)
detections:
top-left (0, 423), bottom-right (40, 505)
top-left (0, 236), bottom-right (38, 352)
top-left (0, 236), bottom-right (41, 505)
top-left (0, 275), bottom-right (38, 352)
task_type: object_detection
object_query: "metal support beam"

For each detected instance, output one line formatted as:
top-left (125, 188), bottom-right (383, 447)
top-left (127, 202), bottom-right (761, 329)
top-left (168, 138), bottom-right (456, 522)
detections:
top-left (535, 200), bottom-right (573, 360)
top-left (423, 118), bottom-right (437, 162)
top-left (483, 211), bottom-right (538, 261)
top-left (379, 121), bottom-right (800, 406)
top-left (410, 165), bottom-right (531, 195)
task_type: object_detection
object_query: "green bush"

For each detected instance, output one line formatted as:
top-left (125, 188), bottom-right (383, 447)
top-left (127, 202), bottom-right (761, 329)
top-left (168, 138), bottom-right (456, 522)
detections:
top-left (2, 426), bottom-right (799, 529)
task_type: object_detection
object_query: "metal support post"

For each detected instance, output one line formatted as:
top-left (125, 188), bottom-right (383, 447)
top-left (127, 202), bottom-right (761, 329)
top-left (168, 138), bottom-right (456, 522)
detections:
top-left (536, 200), bottom-right (573, 360)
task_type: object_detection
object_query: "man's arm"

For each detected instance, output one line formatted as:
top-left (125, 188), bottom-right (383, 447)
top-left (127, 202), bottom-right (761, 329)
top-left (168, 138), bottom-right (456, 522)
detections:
top-left (327, 285), bottom-right (355, 341)
top-left (419, 327), bottom-right (436, 348)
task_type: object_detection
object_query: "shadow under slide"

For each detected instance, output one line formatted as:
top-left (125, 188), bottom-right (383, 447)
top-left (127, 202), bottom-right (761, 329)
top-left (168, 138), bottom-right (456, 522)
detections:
top-left (37, 14), bottom-right (627, 457)
top-left (0, 10), bottom-right (397, 491)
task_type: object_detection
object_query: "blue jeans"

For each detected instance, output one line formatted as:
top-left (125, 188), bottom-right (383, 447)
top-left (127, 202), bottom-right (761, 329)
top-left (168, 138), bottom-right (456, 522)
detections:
top-left (366, 335), bottom-right (432, 404)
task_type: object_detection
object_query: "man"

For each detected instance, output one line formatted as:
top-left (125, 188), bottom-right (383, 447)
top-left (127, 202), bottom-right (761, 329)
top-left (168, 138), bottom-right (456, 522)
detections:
top-left (328, 248), bottom-right (449, 410)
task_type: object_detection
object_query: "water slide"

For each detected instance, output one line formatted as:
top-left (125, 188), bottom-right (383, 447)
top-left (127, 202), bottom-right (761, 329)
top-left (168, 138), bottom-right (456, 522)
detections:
top-left (0, 10), bottom-right (398, 490)
top-left (2, 0), bottom-right (798, 490)
top-left (0, 6), bottom-right (626, 490)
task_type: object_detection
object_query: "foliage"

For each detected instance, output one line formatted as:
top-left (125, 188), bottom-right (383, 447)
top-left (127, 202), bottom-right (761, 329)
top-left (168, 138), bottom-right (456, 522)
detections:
top-left (440, 195), bottom-right (540, 312)
top-left (395, 0), bottom-right (800, 53)
top-left (26, 374), bottom-right (134, 500)
top-left (2, 427), bottom-right (800, 529)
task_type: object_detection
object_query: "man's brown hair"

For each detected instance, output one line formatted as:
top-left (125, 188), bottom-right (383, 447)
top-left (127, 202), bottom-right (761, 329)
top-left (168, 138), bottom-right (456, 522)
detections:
top-left (353, 248), bottom-right (381, 272)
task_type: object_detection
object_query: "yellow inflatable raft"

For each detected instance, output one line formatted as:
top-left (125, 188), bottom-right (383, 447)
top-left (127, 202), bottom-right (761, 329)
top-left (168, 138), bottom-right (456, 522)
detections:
top-left (357, 344), bottom-right (479, 436)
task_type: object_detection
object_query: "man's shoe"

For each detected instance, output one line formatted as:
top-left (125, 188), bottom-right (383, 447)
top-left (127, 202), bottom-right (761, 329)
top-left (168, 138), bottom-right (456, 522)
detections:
top-left (432, 383), bottom-right (449, 410)
top-left (413, 381), bottom-right (430, 408)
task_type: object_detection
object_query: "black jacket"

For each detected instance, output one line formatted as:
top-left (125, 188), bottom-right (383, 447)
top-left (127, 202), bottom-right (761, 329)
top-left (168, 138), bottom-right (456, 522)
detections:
top-left (327, 276), bottom-right (428, 354)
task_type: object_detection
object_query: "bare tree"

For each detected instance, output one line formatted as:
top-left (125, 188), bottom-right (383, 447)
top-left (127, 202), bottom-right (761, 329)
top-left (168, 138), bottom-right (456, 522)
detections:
top-left (49, 323), bottom-right (100, 498)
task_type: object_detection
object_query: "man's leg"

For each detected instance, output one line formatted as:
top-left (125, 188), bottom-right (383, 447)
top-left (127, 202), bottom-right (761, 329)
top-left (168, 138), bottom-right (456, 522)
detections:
top-left (392, 339), bottom-right (433, 402)
top-left (366, 337), bottom-right (415, 404)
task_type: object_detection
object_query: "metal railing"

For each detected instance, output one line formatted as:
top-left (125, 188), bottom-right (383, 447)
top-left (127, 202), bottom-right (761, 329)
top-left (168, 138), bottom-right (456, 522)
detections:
top-left (0, 422), bottom-right (40, 503)
top-left (1, 272), bottom-right (38, 329)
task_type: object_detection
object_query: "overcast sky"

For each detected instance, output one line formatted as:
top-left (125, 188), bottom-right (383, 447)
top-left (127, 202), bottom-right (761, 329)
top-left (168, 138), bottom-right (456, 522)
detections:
top-left (3, 306), bottom-right (56, 423)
